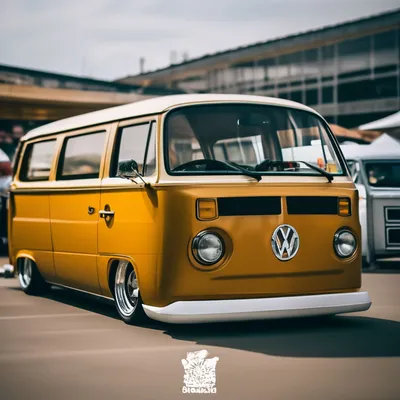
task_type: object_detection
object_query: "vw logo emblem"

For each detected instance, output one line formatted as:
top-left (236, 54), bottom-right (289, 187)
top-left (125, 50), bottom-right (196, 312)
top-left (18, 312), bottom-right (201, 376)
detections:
top-left (271, 224), bottom-right (300, 261)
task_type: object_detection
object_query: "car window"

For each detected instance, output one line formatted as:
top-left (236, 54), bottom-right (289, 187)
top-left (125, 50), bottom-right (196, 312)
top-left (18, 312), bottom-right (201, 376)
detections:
top-left (143, 123), bottom-right (156, 176)
top-left (58, 131), bottom-right (105, 180)
top-left (365, 161), bottom-right (400, 188)
top-left (165, 104), bottom-right (344, 176)
top-left (113, 121), bottom-right (156, 177)
top-left (20, 140), bottom-right (57, 181)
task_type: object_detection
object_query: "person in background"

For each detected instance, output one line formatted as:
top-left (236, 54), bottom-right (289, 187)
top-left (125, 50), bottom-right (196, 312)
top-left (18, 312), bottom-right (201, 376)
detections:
top-left (368, 166), bottom-right (386, 185)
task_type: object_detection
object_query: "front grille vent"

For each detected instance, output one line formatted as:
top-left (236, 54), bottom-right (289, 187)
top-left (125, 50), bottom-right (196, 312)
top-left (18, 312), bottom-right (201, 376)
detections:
top-left (217, 197), bottom-right (281, 216)
top-left (287, 196), bottom-right (338, 215)
top-left (386, 208), bottom-right (400, 222)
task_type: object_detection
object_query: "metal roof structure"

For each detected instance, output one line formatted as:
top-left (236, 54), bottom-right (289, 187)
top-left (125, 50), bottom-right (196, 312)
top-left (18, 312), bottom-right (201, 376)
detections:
top-left (117, 8), bottom-right (400, 83)
top-left (0, 63), bottom-right (186, 95)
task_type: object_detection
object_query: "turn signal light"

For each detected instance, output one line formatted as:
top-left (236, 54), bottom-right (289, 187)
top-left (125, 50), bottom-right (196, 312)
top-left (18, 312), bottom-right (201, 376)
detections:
top-left (338, 197), bottom-right (351, 216)
top-left (196, 198), bottom-right (218, 221)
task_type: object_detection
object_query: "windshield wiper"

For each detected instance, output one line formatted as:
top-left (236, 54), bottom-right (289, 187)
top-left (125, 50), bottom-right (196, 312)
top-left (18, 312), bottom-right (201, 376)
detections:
top-left (227, 162), bottom-right (262, 182)
top-left (297, 160), bottom-right (334, 183)
top-left (253, 159), bottom-right (334, 183)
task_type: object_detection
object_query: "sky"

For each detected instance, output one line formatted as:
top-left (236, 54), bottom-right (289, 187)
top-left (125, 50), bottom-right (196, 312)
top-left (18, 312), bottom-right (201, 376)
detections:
top-left (1, 0), bottom-right (400, 81)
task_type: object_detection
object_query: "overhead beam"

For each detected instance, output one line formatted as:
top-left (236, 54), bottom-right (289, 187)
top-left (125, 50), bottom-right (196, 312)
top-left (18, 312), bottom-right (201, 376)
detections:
top-left (0, 84), bottom-right (154, 121)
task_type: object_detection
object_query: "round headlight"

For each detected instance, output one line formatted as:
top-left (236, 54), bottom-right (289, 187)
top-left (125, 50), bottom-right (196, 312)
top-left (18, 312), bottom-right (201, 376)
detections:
top-left (334, 229), bottom-right (357, 258)
top-left (192, 231), bottom-right (224, 265)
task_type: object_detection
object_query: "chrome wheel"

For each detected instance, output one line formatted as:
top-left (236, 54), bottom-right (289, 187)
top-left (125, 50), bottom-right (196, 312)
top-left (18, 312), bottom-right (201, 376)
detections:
top-left (18, 258), bottom-right (32, 289)
top-left (115, 260), bottom-right (139, 318)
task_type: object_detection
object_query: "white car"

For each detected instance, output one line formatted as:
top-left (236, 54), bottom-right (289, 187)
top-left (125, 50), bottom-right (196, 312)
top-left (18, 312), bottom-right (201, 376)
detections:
top-left (341, 136), bottom-right (400, 268)
top-left (275, 135), bottom-right (400, 268)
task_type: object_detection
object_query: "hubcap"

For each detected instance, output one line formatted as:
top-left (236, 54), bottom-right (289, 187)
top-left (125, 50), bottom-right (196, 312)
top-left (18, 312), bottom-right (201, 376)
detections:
top-left (19, 258), bottom-right (32, 289)
top-left (115, 260), bottom-right (139, 317)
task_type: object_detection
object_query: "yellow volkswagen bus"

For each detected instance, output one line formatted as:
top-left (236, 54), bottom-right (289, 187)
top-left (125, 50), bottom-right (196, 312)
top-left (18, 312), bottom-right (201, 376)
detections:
top-left (8, 94), bottom-right (371, 324)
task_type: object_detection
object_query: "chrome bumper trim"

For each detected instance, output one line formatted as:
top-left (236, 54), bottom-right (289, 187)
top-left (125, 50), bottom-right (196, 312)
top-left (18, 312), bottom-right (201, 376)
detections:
top-left (143, 291), bottom-right (371, 324)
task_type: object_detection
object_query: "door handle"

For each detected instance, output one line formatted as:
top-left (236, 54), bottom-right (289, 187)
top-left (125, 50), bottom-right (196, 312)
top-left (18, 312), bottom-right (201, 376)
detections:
top-left (99, 210), bottom-right (115, 218)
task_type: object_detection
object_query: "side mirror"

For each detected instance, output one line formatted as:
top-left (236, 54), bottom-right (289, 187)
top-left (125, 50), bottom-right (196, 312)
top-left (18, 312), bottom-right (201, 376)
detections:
top-left (118, 159), bottom-right (140, 178)
top-left (117, 159), bottom-right (151, 189)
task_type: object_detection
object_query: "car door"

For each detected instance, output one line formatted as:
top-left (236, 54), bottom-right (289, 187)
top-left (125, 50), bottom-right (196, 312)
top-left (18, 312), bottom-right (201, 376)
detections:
top-left (97, 119), bottom-right (158, 297)
top-left (49, 125), bottom-right (110, 294)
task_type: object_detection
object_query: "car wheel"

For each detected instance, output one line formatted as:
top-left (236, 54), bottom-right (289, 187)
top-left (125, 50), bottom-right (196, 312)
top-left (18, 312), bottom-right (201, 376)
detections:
top-left (114, 260), bottom-right (147, 325)
top-left (18, 258), bottom-right (49, 295)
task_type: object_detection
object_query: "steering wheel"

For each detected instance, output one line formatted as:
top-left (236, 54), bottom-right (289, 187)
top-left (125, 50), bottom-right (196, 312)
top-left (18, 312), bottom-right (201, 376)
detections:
top-left (172, 159), bottom-right (235, 172)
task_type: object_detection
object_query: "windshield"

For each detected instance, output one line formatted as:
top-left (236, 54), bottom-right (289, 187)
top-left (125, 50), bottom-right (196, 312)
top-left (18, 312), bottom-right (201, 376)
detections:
top-left (164, 104), bottom-right (344, 178)
top-left (364, 161), bottom-right (400, 188)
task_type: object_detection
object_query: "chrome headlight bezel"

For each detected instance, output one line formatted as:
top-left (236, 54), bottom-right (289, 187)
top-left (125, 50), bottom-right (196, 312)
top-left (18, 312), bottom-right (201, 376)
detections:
top-left (334, 228), bottom-right (357, 258)
top-left (192, 230), bottom-right (225, 265)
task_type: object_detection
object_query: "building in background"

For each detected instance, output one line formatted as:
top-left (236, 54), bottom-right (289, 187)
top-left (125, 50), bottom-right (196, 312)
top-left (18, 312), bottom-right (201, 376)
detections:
top-left (0, 64), bottom-right (185, 158)
top-left (118, 8), bottom-right (400, 129)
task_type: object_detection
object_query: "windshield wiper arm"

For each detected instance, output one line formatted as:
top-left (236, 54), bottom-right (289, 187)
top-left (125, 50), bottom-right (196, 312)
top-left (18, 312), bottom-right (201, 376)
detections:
top-left (227, 163), bottom-right (262, 182)
top-left (298, 160), bottom-right (334, 183)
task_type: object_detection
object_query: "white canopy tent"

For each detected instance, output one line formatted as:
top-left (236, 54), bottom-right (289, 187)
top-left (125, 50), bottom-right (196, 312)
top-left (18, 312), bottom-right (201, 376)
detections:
top-left (340, 140), bottom-right (400, 161)
top-left (359, 111), bottom-right (400, 131)
top-left (358, 111), bottom-right (400, 142)
top-left (369, 133), bottom-right (400, 149)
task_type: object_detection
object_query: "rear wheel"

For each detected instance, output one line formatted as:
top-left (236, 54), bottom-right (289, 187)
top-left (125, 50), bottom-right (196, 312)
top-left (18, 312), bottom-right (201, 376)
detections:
top-left (18, 258), bottom-right (49, 295)
top-left (114, 260), bottom-right (147, 325)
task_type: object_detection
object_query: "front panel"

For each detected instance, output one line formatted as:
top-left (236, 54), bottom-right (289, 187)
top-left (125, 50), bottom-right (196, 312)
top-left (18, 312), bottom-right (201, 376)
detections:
top-left (147, 182), bottom-right (362, 307)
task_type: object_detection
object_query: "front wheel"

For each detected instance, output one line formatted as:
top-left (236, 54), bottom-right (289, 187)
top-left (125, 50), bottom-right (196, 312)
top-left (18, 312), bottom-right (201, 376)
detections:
top-left (114, 260), bottom-right (147, 325)
top-left (18, 258), bottom-right (49, 295)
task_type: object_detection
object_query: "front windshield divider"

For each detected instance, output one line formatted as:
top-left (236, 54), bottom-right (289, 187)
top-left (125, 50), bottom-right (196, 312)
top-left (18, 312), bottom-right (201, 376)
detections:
top-left (317, 121), bottom-right (329, 167)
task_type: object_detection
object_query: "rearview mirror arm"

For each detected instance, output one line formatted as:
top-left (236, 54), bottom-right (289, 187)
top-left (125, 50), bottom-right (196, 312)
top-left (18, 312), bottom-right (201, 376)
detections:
top-left (117, 171), bottom-right (152, 189)
top-left (134, 172), bottom-right (152, 189)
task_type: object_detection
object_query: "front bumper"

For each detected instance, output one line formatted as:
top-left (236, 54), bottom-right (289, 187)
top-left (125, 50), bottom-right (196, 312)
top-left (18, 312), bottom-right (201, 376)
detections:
top-left (143, 291), bottom-right (371, 324)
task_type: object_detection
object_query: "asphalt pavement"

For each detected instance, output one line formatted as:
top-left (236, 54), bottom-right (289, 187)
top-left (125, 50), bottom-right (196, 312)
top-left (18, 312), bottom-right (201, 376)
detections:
top-left (0, 257), bottom-right (399, 400)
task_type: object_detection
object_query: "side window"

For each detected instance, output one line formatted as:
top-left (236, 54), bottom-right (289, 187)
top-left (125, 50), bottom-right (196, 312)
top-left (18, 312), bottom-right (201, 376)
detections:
top-left (20, 140), bottom-right (57, 181)
top-left (11, 142), bottom-right (23, 178)
top-left (58, 131), bottom-right (105, 180)
top-left (113, 121), bottom-right (156, 177)
top-left (143, 122), bottom-right (156, 176)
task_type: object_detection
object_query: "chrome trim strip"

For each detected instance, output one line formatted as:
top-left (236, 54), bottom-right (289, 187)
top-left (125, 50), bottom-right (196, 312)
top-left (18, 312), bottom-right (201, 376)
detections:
top-left (47, 282), bottom-right (114, 301)
top-left (142, 291), bottom-right (371, 324)
top-left (11, 177), bottom-right (353, 194)
top-left (11, 187), bottom-right (102, 194)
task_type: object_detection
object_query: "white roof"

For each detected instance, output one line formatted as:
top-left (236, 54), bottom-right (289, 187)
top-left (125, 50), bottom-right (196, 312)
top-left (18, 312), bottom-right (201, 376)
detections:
top-left (22, 94), bottom-right (318, 141)
top-left (340, 139), bottom-right (400, 161)
top-left (359, 111), bottom-right (400, 131)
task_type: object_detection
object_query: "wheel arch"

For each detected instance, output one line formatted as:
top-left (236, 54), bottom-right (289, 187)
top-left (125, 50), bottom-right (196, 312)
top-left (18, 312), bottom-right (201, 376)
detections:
top-left (15, 251), bottom-right (37, 273)
top-left (106, 256), bottom-right (141, 297)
